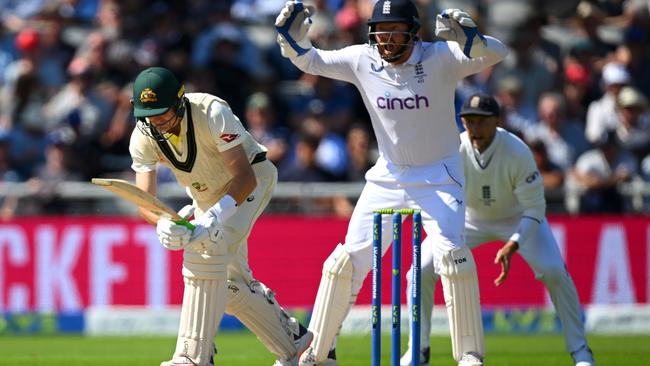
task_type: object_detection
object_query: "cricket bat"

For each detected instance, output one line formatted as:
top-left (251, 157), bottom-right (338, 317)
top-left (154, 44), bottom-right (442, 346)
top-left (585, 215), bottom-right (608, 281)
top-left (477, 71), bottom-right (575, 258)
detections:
top-left (91, 178), bottom-right (194, 230)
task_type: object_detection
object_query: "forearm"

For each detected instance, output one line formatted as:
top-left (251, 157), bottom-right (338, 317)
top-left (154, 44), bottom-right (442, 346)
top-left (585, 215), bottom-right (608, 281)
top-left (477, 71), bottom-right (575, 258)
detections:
top-left (508, 214), bottom-right (542, 246)
top-left (224, 166), bottom-right (257, 204)
top-left (470, 35), bottom-right (508, 62)
top-left (135, 170), bottom-right (160, 225)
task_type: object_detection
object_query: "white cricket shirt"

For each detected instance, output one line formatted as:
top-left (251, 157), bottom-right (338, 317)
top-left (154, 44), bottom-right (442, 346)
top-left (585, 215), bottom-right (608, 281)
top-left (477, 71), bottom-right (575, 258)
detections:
top-left (292, 37), bottom-right (507, 182)
top-left (460, 128), bottom-right (546, 244)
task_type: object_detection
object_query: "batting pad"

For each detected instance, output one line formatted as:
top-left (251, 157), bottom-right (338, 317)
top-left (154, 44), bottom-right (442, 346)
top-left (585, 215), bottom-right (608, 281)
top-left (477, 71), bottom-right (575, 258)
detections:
top-left (307, 244), bottom-right (354, 361)
top-left (174, 277), bottom-right (228, 365)
top-left (225, 280), bottom-right (297, 359)
top-left (439, 246), bottom-right (484, 361)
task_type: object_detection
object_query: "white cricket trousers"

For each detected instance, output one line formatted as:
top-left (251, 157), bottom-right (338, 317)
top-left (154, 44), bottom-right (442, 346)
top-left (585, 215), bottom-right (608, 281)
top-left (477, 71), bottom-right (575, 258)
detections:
top-left (344, 170), bottom-right (466, 295)
top-left (413, 216), bottom-right (588, 354)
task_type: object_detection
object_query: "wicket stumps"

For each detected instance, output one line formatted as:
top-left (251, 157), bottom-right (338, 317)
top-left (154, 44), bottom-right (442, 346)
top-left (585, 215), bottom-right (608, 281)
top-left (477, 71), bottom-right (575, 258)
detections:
top-left (372, 209), bottom-right (422, 366)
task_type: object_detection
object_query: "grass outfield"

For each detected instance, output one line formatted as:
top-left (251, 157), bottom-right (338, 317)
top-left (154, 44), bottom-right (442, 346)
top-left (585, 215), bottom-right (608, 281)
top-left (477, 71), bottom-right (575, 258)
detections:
top-left (3, 333), bottom-right (649, 365)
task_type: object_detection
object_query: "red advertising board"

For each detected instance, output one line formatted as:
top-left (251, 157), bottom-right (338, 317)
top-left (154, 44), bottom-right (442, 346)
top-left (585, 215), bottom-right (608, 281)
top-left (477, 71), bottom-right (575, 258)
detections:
top-left (0, 215), bottom-right (648, 311)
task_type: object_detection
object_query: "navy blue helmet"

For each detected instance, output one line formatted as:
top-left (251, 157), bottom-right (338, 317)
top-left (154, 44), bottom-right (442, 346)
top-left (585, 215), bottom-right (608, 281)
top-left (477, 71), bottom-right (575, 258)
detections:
top-left (367, 0), bottom-right (420, 62)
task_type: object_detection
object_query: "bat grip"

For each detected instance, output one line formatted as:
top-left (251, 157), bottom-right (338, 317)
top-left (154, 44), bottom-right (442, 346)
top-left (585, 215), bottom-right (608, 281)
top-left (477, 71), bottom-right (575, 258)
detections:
top-left (174, 219), bottom-right (196, 231)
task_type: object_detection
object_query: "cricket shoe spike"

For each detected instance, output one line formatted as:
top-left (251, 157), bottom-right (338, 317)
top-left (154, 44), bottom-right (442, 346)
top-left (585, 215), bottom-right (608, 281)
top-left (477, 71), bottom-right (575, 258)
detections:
top-left (273, 323), bottom-right (314, 366)
top-left (572, 345), bottom-right (596, 366)
top-left (458, 352), bottom-right (483, 366)
top-left (298, 348), bottom-right (339, 366)
top-left (400, 347), bottom-right (431, 366)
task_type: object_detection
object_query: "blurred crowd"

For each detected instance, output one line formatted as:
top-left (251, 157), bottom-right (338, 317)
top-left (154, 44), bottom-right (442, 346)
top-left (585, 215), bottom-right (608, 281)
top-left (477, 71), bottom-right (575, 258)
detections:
top-left (0, 0), bottom-right (649, 217)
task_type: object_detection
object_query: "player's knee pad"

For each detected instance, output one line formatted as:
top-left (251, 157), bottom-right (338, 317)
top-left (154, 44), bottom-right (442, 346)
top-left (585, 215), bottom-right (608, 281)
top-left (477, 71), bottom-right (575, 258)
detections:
top-left (307, 244), bottom-right (355, 361)
top-left (182, 243), bottom-right (228, 280)
top-left (439, 246), bottom-right (484, 361)
top-left (225, 280), bottom-right (298, 359)
top-left (174, 276), bottom-right (228, 365)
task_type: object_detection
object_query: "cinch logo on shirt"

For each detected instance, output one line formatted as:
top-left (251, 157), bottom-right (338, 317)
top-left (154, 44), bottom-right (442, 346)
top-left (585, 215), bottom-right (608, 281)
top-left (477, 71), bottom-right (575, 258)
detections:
top-left (376, 93), bottom-right (429, 110)
top-left (220, 133), bottom-right (239, 143)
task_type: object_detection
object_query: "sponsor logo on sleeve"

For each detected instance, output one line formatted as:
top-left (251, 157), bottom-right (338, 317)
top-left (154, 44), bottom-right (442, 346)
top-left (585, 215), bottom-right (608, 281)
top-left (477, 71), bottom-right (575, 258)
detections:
top-left (526, 171), bottom-right (540, 184)
top-left (219, 133), bottom-right (240, 143)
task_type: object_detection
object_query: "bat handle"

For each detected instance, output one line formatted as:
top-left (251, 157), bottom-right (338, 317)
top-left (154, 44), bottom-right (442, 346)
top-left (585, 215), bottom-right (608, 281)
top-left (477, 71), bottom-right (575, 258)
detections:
top-left (174, 219), bottom-right (196, 231)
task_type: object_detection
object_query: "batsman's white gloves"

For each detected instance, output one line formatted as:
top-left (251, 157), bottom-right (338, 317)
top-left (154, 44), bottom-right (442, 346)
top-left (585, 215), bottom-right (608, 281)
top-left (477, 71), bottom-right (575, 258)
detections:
top-left (187, 216), bottom-right (226, 252)
top-left (156, 205), bottom-right (195, 251)
top-left (275, 0), bottom-right (315, 59)
top-left (157, 216), bottom-right (192, 251)
top-left (435, 9), bottom-right (486, 58)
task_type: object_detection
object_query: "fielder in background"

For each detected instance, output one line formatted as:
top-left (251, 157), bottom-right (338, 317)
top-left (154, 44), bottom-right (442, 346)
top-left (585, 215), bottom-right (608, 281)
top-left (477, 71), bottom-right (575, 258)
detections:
top-left (401, 93), bottom-right (597, 366)
top-left (275, 1), bottom-right (507, 365)
top-left (128, 66), bottom-right (312, 366)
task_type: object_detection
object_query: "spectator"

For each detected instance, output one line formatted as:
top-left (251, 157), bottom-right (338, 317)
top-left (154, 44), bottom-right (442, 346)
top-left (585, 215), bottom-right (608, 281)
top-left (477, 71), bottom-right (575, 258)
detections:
top-left (344, 123), bottom-right (373, 182)
top-left (573, 130), bottom-right (637, 213)
top-left (279, 131), bottom-right (335, 182)
top-left (24, 129), bottom-right (81, 214)
top-left (585, 62), bottom-right (631, 143)
top-left (243, 92), bottom-right (290, 166)
top-left (529, 139), bottom-right (564, 189)
top-left (495, 75), bottom-right (536, 135)
top-left (524, 92), bottom-right (590, 171)
top-left (300, 99), bottom-right (348, 179)
top-left (0, 131), bottom-right (20, 220)
top-left (613, 86), bottom-right (650, 162)
top-left (563, 62), bottom-right (598, 122)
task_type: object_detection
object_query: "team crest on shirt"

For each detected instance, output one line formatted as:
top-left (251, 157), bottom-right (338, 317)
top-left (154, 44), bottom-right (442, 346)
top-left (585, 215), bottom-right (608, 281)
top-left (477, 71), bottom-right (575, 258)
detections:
top-left (481, 185), bottom-right (495, 206)
top-left (220, 133), bottom-right (239, 143)
top-left (139, 88), bottom-right (157, 103)
top-left (414, 63), bottom-right (427, 83)
top-left (191, 181), bottom-right (208, 192)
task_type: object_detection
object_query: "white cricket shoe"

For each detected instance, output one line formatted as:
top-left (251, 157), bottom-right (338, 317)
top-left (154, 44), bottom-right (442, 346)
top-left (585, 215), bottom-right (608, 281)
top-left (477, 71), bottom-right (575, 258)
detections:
top-left (458, 352), bottom-right (483, 366)
top-left (299, 348), bottom-right (339, 366)
top-left (273, 323), bottom-right (314, 366)
top-left (572, 346), bottom-right (595, 366)
top-left (399, 347), bottom-right (430, 366)
top-left (160, 356), bottom-right (213, 366)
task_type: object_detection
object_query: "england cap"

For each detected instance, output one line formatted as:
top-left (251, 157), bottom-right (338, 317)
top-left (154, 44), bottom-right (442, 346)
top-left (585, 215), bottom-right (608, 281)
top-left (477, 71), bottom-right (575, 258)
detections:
top-left (459, 93), bottom-right (501, 117)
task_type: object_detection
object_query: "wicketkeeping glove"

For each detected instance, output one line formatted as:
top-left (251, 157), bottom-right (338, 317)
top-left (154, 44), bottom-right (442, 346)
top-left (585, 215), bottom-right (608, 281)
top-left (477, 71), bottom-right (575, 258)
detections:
top-left (275, 0), bottom-right (315, 59)
top-left (435, 8), bottom-right (486, 58)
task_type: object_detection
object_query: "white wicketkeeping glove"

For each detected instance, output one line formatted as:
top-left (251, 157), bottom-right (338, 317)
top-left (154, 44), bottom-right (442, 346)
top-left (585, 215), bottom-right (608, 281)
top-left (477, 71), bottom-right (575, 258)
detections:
top-left (275, 0), bottom-right (315, 59)
top-left (156, 216), bottom-right (192, 251)
top-left (435, 8), bottom-right (486, 58)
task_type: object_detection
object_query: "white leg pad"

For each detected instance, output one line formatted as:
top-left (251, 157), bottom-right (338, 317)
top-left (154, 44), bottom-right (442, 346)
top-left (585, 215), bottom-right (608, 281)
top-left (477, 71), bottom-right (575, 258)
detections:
top-left (173, 277), bottom-right (228, 365)
top-left (225, 280), bottom-right (299, 359)
top-left (304, 244), bottom-right (354, 362)
top-left (439, 246), bottom-right (484, 361)
top-left (171, 245), bottom-right (229, 365)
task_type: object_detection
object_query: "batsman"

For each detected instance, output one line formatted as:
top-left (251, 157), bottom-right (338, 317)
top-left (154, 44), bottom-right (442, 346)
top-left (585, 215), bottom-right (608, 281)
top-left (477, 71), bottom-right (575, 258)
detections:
top-left (128, 66), bottom-right (312, 366)
top-left (275, 1), bottom-right (507, 365)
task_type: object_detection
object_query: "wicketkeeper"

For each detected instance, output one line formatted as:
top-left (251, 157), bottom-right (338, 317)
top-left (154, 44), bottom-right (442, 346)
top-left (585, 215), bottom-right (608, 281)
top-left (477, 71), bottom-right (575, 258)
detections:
top-left (275, 1), bottom-right (507, 365)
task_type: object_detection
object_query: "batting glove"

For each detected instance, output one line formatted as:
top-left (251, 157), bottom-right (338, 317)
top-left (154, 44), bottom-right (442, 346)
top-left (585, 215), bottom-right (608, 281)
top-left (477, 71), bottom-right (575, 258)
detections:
top-left (156, 216), bottom-right (192, 251)
top-left (187, 216), bottom-right (227, 253)
top-left (275, 0), bottom-right (315, 59)
top-left (435, 8), bottom-right (486, 58)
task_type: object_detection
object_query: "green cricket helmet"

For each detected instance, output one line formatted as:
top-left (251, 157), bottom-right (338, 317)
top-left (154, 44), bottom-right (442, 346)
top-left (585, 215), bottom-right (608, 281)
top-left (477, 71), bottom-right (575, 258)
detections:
top-left (132, 67), bottom-right (185, 118)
